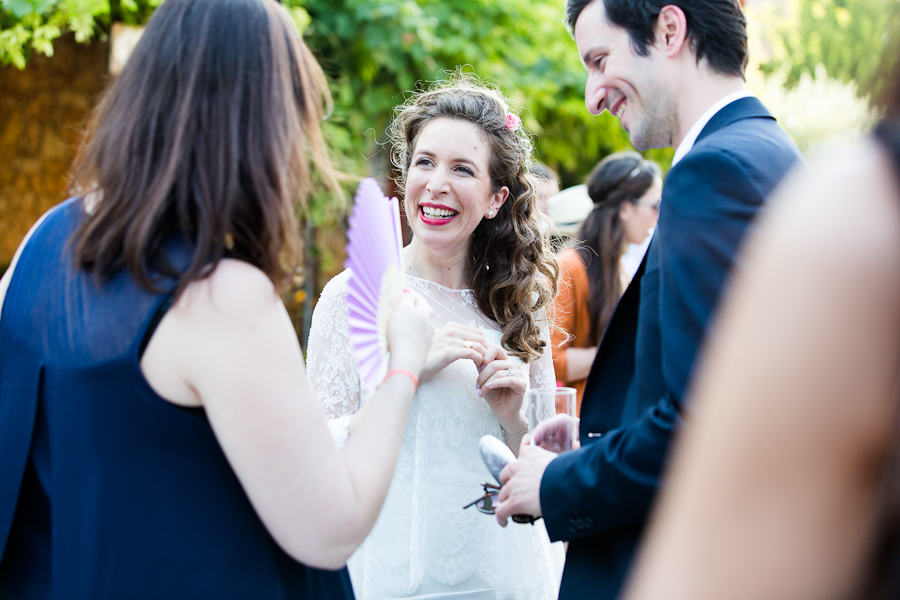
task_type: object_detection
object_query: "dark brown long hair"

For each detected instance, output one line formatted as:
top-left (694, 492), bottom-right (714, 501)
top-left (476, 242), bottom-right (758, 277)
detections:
top-left (388, 75), bottom-right (559, 362)
top-left (69, 0), bottom-right (340, 296)
top-left (576, 151), bottom-right (661, 344)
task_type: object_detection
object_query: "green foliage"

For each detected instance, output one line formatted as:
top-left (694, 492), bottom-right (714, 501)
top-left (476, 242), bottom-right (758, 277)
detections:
top-left (0, 0), bottom-right (160, 69)
top-left (1, 0), bottom-right (667, 186)
top-left (291, 0), bottom-right (660, 189)
top-left (752, 0), bottom-right (900, 98)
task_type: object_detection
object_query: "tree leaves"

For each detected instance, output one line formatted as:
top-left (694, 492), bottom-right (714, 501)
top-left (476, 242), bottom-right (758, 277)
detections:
top-left (2, 0), bottom-right (56, 20)
top-left (296, 0), bottom-right (657, 190)
top-left (752, 0), bottom-right (899, 98)
top-left (0, 22), bottom-right (29, 68)
top-left (0, 0), bottom-right (155, 68)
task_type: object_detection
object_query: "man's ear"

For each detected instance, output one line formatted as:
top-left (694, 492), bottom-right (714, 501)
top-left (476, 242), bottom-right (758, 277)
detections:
top-left (656, 5), bottom-right (688, 58)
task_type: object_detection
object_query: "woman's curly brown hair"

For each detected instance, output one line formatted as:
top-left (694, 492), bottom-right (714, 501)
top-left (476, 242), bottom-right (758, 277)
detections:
top-left (388, 75), bottom-right (560, 363)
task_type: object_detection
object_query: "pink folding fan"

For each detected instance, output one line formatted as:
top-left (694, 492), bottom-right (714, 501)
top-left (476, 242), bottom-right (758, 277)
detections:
top-left (345, 178), bottom-right (405, 395)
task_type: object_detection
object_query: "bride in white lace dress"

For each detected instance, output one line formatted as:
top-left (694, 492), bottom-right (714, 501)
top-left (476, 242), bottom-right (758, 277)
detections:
top-left (307, 79), bottom-right (564, 600)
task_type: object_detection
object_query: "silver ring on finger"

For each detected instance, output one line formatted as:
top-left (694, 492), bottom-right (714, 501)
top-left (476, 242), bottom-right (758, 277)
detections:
top-left (506, 368), bottom-right (512, 378)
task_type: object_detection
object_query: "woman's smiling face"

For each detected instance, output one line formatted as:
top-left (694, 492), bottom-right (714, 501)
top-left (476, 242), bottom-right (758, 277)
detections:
top-left (405, 117), bottom-right (508, 256)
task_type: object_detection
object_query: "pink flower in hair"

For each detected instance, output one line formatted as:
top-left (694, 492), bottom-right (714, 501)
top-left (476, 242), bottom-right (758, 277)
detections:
top-left (505, 113), bottom-right (520, 132)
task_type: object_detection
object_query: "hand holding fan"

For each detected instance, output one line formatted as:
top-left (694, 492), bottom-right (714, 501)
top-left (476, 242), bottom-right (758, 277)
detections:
top-left (345, 178), bottom-right (405, 395)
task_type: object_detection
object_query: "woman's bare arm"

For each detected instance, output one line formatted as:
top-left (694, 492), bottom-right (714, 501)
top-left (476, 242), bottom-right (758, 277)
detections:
top-left (141, 260), bottom-right (433, 569)
top-left (625, 139), bottom-right (900, 600)
top-left (0, 209), bottom-right (54, 328)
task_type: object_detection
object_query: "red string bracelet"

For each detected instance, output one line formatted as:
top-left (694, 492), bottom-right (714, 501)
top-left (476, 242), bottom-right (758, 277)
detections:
top-left (381, 369), bottom-right (418, 388)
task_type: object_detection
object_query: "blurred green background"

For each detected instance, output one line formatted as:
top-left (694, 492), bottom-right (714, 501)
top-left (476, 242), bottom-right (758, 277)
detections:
top-left (1, 0), bottom-right (897, 341)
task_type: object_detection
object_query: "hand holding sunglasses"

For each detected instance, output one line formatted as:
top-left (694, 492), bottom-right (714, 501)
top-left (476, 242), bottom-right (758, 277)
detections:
top-left (463, 482), bottom-right (540, 525)
top-left (462, 435), bottom-right (541, 525)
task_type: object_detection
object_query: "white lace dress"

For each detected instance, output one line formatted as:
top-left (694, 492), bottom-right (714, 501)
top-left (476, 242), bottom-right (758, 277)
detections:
top-left (307, 271), bottom-right (564, 600)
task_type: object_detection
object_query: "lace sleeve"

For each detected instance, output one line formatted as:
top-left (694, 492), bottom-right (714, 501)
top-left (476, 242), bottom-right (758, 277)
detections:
top-left (530, 308), bottom-right (558, 422)
top-left (306, 270), bottom-right (363, 448)
top-left (531, 307), bottom-right (556, 390)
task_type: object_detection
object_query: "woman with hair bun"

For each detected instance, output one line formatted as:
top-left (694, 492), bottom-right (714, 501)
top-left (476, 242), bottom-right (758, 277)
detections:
top-left (551, 152), bottom-right (662, 411)
top-left (307, 77), bottom-right (563, 599)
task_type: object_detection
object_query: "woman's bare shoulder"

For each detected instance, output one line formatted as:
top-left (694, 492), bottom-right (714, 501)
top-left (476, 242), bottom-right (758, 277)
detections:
top-left (760, 138), bottom-right (900, 286)
top-left (175, 258), bottom-right (282, 322)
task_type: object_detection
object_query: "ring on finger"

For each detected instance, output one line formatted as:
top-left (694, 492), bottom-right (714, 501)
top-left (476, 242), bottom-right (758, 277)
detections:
top-left (463, 340), bottom-right (473, 349)
top-left (506, 368), bottom-right (512, 378)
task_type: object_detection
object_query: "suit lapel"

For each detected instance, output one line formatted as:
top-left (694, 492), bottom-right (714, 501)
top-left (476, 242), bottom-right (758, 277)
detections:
top-left (578, 97), bottom-right (775, 418)
top-left (695, 96), bottom-right (775, 145)
top-left (580, 241), bottom-right (650, 405)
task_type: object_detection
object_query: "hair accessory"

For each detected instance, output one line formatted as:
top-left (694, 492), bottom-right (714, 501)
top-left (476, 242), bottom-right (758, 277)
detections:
top-left (505, 113), bottom-right (520, 132)
top-left (381, 369), bottom-right (419, 388)
top-left (628, 159), bottom-right (646, 178)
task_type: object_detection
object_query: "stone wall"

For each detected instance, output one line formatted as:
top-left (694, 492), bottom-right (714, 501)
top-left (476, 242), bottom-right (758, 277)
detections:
top-left (0, 34), bottom-right (109, 268)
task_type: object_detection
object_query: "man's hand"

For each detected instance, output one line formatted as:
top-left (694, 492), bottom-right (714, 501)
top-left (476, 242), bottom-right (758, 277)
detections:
top-left (494, 441), bottom-right (558, 527)
top-left (532, 414), bottom-right (580, 453)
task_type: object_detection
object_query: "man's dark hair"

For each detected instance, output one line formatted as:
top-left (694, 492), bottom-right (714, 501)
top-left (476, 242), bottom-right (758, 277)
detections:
top-left (565, 0), bottom-right (748, 78)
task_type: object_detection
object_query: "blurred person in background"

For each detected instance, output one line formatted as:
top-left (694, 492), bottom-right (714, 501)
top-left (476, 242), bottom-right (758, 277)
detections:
top-left (547, 183), bottom-right (593, 249)
top-left (531, 162), bottom-right (562, 216)
top-left (551, 152), bottom-right (662, 412)
top-left (623, 50), bottom-right (900, 600)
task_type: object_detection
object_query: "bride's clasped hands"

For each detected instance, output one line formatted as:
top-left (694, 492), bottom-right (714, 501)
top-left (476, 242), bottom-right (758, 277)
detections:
top-left (417, 322), bottom-right (489, 381)
top-left (475, 344), bottom-right (529, 443)
top-left (419, 321), bottom-right (529, 450)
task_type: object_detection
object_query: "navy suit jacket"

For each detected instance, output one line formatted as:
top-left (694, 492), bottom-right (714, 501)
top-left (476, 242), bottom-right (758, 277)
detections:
top-left (540, 97), bottom-right (803, 600)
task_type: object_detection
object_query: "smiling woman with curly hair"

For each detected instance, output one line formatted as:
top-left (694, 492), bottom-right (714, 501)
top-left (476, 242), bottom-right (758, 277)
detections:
top-left (306, 75), bottom-right (563, 600)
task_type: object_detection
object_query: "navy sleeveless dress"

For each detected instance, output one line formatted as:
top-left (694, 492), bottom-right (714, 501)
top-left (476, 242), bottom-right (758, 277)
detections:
top-left (0, 198), bottom-right (354, 599)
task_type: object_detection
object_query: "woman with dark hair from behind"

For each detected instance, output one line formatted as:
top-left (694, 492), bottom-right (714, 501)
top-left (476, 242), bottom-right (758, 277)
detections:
top-left (622, 48), bottom-right (900, 600)
top-left (551, 151), bottom-right (661, 412)
top-left (0, 0), bottom-right (433, 597)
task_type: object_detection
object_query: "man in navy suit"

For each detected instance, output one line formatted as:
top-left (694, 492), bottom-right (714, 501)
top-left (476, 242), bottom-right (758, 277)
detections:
top-left (495, 1), bottom-right (802, 598)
